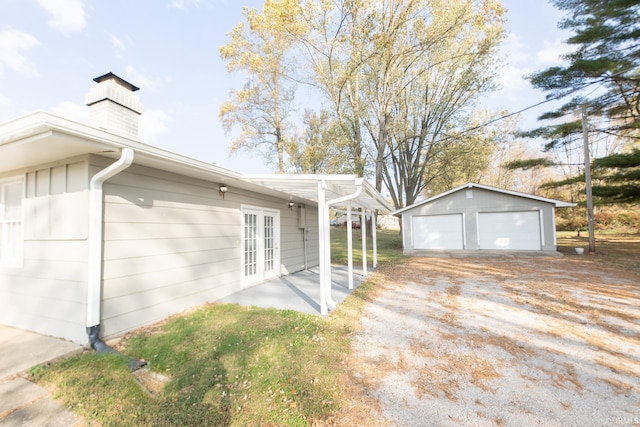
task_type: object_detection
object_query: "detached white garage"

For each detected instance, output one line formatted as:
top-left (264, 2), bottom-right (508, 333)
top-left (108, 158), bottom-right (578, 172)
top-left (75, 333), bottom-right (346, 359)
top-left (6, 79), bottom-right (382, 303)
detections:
top-left (394, 183), bottom-right (574, 253)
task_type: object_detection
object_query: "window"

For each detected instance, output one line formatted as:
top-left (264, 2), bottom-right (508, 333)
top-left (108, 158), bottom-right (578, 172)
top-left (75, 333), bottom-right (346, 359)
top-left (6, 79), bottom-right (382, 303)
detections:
top-left (0, 178), bottom-right (24, 267)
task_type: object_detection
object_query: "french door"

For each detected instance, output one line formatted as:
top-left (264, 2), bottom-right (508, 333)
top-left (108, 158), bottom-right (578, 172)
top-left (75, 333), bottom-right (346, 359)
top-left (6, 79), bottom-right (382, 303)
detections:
top-left (242, 206), bottom-right (280, 286)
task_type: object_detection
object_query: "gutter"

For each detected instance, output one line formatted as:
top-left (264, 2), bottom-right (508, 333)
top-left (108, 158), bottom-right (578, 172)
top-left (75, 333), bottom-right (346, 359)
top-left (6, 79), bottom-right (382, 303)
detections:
top-left (85, 148), bottom-right (144, 369)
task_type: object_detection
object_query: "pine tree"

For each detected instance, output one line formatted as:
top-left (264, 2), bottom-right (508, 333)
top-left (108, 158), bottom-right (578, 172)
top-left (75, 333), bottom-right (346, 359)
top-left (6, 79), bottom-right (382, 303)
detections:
top-left (592, 148), bottom-right (640, 203)
top-left (526, 0), bottom-right (640, 146)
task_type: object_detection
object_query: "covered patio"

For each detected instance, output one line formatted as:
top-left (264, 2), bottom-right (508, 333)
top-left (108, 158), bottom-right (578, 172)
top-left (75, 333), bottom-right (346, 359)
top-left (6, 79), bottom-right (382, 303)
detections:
top-left (245, 174), bottom-right (393, 314)
top-left (220, 265), bottom-right (367, 315)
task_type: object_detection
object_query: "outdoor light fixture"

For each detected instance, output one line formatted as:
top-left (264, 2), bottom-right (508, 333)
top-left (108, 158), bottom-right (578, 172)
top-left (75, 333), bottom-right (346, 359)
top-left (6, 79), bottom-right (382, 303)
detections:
top-left (288, 201), bottom-right (295, 209)
top-left (219, 185), bottom-right (228, 198)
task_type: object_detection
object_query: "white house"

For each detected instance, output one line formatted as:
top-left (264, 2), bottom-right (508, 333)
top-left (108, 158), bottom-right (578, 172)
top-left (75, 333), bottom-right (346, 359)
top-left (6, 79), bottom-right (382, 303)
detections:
top-left (394, 183), bottom-right (574, 253)
top-left (0, 73), bottom-right (391, 345)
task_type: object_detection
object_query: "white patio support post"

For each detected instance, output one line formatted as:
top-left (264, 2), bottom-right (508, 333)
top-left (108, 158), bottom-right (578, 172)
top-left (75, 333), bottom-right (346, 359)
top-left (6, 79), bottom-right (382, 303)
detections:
top-left (327, 179), bottom-right (362, 296)
top-left (347, 202), bottom-right (354, 290)
top-left (361, 208), bottom-right (368, 277)
top-left (372, 210), bottom-right (378, 269)
top-left (317, 180), bottom-right (328, 315)
top-left (324, 192), bottom-right (336, 309)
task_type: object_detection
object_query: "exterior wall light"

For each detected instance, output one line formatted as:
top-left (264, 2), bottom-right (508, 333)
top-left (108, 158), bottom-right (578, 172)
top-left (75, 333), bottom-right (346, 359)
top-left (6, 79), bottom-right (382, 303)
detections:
top-left (288, 201), bottom-right (295, 209)
top-left (219, 185), bottom-right (228, 198)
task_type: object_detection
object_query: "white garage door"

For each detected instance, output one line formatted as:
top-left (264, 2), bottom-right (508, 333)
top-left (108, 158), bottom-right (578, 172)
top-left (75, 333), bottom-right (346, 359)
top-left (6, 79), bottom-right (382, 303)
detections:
top-left (412, 214), bottom-right (463, 250)
top-left (478, 211), bottom-right (541, 250)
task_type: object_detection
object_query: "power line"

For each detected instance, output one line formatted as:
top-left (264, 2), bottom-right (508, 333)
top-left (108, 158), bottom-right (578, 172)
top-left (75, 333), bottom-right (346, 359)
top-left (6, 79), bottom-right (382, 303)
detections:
top-left (449, 77), bottom-right (609, 139)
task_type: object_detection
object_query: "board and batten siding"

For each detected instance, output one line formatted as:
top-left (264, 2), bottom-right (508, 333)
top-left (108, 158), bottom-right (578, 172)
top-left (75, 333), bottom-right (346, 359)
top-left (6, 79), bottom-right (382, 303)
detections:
top-left (401, 187), bottom-right (557, 252)
top-left (97, 157), bottom-right (319, 338)
top-left (0, 158), bottom-right (89, 343)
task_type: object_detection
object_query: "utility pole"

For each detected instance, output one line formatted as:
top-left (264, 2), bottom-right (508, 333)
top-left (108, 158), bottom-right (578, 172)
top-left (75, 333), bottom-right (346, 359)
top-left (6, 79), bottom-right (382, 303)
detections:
top-left (581, 105), bottom-right (596, 253)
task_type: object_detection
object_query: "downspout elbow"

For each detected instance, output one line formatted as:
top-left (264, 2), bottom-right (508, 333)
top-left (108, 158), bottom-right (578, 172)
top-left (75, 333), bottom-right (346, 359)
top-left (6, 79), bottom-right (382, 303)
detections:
top-left (90, 148), bottom-right (135, 189)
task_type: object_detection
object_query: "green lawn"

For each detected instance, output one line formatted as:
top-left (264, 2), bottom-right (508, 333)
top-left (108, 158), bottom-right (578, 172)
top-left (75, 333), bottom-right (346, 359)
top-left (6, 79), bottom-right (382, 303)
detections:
top-left (31, 306), bottom-right (351, 426)
top-left (330, 227), bottom-right (405, 265)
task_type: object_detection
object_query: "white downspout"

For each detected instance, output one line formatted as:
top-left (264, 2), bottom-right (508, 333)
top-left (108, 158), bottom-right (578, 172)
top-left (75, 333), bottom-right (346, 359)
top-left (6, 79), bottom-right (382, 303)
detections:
top-left (317, 180), bottom-right (328, 315)
top-left (361, 208), bottom-right (367, 277)
top-left (87, 148), bottom-right (134, 332)
top-left (372, 210), bottom-right (378, 269)
top-left (346, 202), bottom-right (354, 290)
top-left (325, 180), bottom-right (363, 305)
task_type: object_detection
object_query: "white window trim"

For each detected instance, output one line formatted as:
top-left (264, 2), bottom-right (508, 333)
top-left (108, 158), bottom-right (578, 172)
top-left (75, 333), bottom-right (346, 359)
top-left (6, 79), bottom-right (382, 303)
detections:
top-left (0, 176), bottom-right (25, 268)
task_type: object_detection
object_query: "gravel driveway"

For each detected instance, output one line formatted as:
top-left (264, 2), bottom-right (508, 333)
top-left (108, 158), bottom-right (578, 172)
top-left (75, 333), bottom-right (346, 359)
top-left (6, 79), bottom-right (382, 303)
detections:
top-left (344, 255), bottom-right (640, 427)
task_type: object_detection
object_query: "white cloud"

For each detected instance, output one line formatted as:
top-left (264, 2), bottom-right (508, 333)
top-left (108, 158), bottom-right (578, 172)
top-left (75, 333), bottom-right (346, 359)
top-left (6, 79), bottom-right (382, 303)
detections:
top-left (37, 0), bottom-right (87, 35)
top-left (169, 0), bottom-right (203, 9)
top-left (108, 33), bottom-right (127, 52)
top-left (502, 32), bottom-right (530, 64)
top-left (139, 109), bottom-right (172, 142)
top-left (51, 101), bottom-right (88, 122)
top-left (0, 92), bottom-right (10, 107)
top-left (535, 39), bottom-right (573, 66)
top-left (125, 65), bottom-right (171, 91)
top-left (0, 28), bottom-right (40, 77)
top-left (498, 64), bottom-right (531, 93)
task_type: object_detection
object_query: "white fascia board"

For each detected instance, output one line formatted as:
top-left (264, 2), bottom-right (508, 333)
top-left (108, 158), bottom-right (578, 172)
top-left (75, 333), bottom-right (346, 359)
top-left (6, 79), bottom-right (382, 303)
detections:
top-left (0, 111), bottom-right (246, 183)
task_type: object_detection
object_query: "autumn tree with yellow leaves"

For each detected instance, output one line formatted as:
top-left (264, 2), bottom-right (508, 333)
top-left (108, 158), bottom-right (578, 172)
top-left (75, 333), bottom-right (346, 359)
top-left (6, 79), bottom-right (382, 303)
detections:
top-left (220, 0), bottom-right (506, 209)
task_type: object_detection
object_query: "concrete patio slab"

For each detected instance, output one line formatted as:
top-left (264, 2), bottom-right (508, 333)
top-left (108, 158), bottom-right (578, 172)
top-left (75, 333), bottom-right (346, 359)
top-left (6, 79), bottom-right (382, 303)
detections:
top-left (221, 265), bottom-right (367, 314)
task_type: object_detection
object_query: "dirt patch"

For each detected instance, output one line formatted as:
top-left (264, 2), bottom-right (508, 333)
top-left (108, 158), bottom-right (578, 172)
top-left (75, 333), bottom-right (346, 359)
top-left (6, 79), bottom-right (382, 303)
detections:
top-left (338, 255), bottom-right (640, 426)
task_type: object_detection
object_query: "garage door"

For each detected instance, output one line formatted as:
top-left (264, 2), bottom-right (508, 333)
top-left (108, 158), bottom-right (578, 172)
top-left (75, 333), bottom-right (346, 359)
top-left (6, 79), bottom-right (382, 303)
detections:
top-left (478, 211), bottom-right (541, 250)
top-left (412, 214), bottom-right (463, 250)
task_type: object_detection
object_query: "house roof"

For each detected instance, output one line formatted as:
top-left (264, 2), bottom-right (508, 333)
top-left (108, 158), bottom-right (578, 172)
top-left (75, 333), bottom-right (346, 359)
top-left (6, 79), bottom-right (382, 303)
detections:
top-left (0, 111), bottom-right (391, 211)
top-left (393, 182), bottom-right (575, 215)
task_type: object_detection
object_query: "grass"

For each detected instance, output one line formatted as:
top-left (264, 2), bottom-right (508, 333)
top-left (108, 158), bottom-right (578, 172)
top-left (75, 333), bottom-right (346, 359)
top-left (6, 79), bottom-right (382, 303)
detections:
top-left (29, 228), bottom-right (403, 426)
top-left (330, 227), bottom-right (406, 265)
top-left (556, 230), bottom-right (640, 274)
top-left (31, 306), bottom-right (349, 426)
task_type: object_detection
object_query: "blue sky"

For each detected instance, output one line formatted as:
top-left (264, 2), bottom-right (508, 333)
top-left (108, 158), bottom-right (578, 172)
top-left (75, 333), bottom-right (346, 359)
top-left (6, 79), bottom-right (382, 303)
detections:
top-left (0, 0), bottom-right (572, 173)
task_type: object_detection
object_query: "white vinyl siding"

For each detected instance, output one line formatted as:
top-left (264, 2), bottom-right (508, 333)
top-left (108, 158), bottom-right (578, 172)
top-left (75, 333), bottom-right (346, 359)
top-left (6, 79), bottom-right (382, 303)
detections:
top-left (412, 214), bottom-right (463, 250)
top-left (0, 178), bottom-right (24, 267)
top-left (478, 211), bottom-right (541, 250)
top-left (98, 160), bottom-right (295, 339)
top-left (0, 161), bottom-right (89, 343)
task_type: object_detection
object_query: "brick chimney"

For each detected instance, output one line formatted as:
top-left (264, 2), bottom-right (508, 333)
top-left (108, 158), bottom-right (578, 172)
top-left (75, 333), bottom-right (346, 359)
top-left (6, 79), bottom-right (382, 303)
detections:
top-left (85, 72), bottom-right (143, 139)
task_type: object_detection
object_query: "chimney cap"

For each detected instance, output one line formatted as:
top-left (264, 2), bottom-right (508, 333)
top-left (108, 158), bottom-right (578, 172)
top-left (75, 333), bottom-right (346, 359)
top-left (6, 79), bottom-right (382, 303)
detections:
top-left (93, 72), bottom-right (140, 92)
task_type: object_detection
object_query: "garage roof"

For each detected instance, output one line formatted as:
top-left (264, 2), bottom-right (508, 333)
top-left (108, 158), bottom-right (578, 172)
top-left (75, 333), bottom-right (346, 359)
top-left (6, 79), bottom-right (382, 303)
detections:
top-left (393, 182), bottom-right (575, 215)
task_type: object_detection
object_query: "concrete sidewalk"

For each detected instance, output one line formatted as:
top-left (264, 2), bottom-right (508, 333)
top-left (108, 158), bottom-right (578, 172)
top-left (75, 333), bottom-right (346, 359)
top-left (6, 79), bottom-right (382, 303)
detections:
top-left (0, 325), bottom-right (84, 426)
